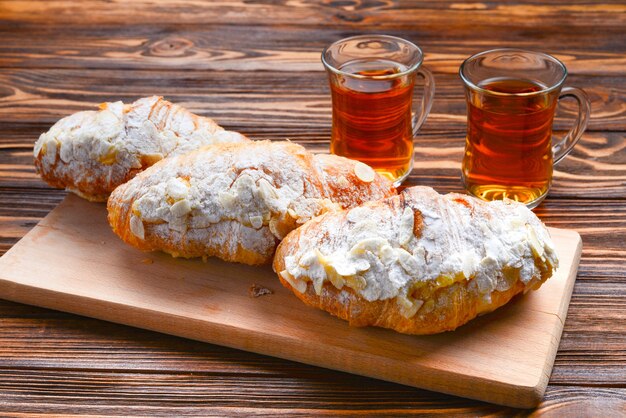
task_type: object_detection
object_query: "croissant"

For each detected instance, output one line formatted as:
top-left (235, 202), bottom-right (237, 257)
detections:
top-left (34, 96), bottom-right (248, 202)
top-left (107, 141), bottom-right (396, 265)
top-left (273, 186), bottom-right (559, 335)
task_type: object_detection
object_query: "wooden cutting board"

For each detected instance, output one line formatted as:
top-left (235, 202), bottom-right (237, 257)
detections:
top-left (0, 194), bottom-right (582, 408)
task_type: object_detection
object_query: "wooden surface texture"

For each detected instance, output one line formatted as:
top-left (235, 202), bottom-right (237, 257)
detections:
top-left (0, 0), bottom-right (624, 415)
top-left (0, 195), bottom-right (583, 409)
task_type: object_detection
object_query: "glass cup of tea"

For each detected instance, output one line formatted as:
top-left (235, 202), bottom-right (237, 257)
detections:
top-left (322, 35), bottom-right (435, 186)
top-left (460, 48), bottom-right (591, 209)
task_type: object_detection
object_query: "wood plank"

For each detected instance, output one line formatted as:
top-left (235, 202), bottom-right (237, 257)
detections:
top-left (0, 367), bottom-right (529, 415)
top-left (0, 188), bottom-right (65, 217)
top-left (0, 194), bottom-right (582, 408)
top-left (2, 1), bottom-right (625, 28)
top-left (0, 366), bottom-right (623, 416)
top-left (0, 24), bottom-right (624, 76)
top-left (0, 70), bottom-right (623, 130)
top-left (536, 387), bottom-right (626, 417)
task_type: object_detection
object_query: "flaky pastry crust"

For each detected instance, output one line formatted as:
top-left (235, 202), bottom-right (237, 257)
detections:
top-left (107, 141), bottom-right (396, 265)
top-left (273, 186), bottom-right (558, 335)
top-left (34, 96), bottom-right (248, 201)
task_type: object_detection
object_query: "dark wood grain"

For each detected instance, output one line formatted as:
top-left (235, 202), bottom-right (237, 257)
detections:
top-left (2, 0), bottom-right (625, 29)
top-left (0, 70), bottom-right (623, 130)
top-left (0, 24), bottom-right (624, 75)
top-left (0, 0), bottom-right (624, 415)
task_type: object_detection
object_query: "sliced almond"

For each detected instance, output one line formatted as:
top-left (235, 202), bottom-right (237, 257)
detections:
top-left (398, 207), bottom-right (415, 246)
top-left (287, 208), bottom-right (298, 219)
top-left (326, 269), bottom-right (346, 290)
top-left (397, 248), bottom-right (419, 273)
top-left (249, 215), bottom-right (264, 229)
top-left (190, 214), bottom-right (215, 229)
top-left (141, 120), bottom-right (159, 140)
top-left (170, 199), bottom-right (192, 217)
top-left (45, 138), bottom-right (57, 157)
top-left (297, 250), bottom-right (318, 268)
top-left (379, 244), bottom-right (398, 264)
top-left (129, 215), bottom-right (145, 240)
top-left (313, 277), bottom-right (324, 295)
top-left (59, 141), bottom-right (74, 163)
top-left (349, 237), bottom-right (387, 256)
top-left (526, 224), bottom-right (545, 260)
top-left (397, 294), bottom-right (424, 319)
top-left (33, 136), bottom-right (44, 157)
top-left (279, 270), bottom-right (307, 294)
top-left (218, 191), bottom-right (236, 211)
top-left (105, 101), bottom-right (124, 117)
top-left (344, 275), bottom-right (367, 291)
top-left (354, 161), bottom-right (375, 183)
top-left (166, 177), bottom-right (189, 200)
top-left (257, 178), bottom-right (279, 202)
top-left (41, 139), bottom-right (58, 165)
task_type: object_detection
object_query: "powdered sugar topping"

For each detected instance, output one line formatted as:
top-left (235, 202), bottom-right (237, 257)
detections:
top-left (281, 186), bottom-right (559, 317)
top-left (114, 141), bottom-right (394, 261)
top-left (34, 96), bottom-right (248, 199)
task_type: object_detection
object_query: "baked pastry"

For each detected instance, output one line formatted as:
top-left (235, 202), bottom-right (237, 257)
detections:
top-left (273, 186), bottom-right (559, 335)
top-left (107, 141), bottom-right (396, 265)
top-left (34, 96), bottom-right (248, 201)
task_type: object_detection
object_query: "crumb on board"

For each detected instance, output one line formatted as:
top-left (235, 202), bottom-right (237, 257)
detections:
top-left (249, 283), bottom-right (273, 298)
top-left (141, 258), bottom-right (154, 265)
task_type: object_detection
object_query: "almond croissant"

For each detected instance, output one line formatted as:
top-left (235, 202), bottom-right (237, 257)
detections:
top-left (274, 186), bottom-right (559, 335)
top-left (107, 141), bottom-right (396, 265)
top-left (34, 96), bottom-right (248, 201)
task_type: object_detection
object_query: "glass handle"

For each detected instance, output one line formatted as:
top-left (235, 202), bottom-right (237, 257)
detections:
top-left (553, 86), bottom-right (591, 165)
top-left (412, 66), bottom-right (436, 136)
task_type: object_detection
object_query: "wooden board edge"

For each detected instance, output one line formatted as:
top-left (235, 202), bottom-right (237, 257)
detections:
top-left (0, 257), bottom-right (579, 410)
top-left (0, 199), bottom-right (584, 409)
top-left (0, 274), bottom-right (559, 409)
top-left (527, 230), bottom-right (583, 407)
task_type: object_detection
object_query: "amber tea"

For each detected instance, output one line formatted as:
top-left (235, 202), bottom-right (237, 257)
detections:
top-left (330, 59), bottom-right (415, 182)
top-left (460, 49), bottom-right (590, 208)
top-left (322, 35), bottom-right (435, 185)
top-left (462, 78), bottom-right (557, 203)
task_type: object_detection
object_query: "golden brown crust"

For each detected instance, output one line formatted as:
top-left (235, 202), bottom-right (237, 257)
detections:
top-left (108, 196), bottom-right (276, 265)
top-left (274, 261), bottom-right (526, 335)
top-left (272, 186), bottom-right (558, 335)
top-left (107, 141), bottom-right (396, 265)
top-left (35, 159), bottom-right (146, 203)
top-left (34, 96), bottom-right (248, 202)
top-left (314, 153), bottom-right (393, 209)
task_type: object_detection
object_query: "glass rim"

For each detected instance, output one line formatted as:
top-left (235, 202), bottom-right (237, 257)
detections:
top-left (321, 34), bottom-right (424, 80)
top-left (459, 48), bottom-right (568, 97)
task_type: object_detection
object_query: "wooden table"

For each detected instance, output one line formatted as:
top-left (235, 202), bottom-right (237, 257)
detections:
top-left (1, 1), bottom-right (624, 415)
